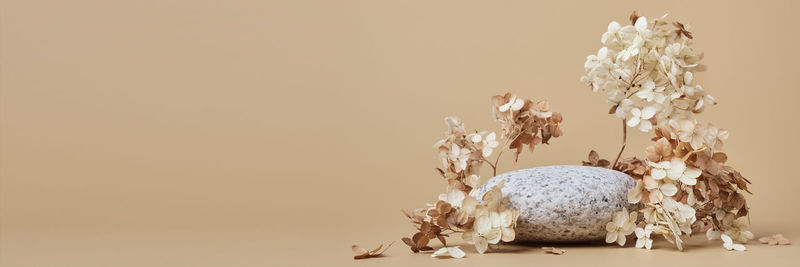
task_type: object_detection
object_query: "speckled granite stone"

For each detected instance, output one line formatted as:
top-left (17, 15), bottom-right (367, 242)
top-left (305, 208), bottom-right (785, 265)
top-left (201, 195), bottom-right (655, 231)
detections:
top-left (473, 165), bottom-right (636, 242)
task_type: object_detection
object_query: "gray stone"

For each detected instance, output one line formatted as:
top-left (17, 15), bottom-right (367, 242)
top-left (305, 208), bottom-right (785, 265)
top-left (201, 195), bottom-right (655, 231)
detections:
top-left (472, 165), bottom-right (636, 242)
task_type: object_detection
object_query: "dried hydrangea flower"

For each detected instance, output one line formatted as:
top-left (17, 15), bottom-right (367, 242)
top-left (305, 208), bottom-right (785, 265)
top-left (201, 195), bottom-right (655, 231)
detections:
top-left (431, 246), bottom-right (466, 258)
top-left (583, 13), bottom-right (712, 133)
top-left (634, 224), bottom-right (655, 249)
top-left (588, 12), bottom-right (754, 252)
top-left (721, 234), bottom-right (746, 251)
top-left (759, 234), bottom-right (791, 246)
top-left (606, 208), bottom-right (637, 246)
top-left (403, 94), bottom-right (558, 257)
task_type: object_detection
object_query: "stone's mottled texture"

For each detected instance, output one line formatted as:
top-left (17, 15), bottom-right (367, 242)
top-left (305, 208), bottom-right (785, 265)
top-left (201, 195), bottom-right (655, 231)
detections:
top-left (473, 165), bottom-right (636, 242)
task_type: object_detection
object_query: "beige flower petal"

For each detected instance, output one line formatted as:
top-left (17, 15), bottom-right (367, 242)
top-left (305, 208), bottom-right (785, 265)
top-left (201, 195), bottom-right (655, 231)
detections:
top-left (484, 228), bottom-right (502, 244)
top-left (606, 231), bottom-right (618, 244)
top-left (660, 183), bottom-right (678, 196)
top-left (474, 237), bottom-right (489, 254)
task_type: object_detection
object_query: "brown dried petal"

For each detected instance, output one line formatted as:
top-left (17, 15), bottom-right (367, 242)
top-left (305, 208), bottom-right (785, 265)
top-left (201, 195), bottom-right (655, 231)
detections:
top-left (759, 234), bottom-right (791, 245)
top-left (712, 152), bottom-right (728, 163)
top-left (353, 242), bottom-right (394, 259)
top-left (437, 235), bottom-right (447, 246)
top-left (629, 11), bottom-right (640, 25)
top-left (673, 22), bottom-right (694, 39)
top-left (542, 246), bottom-right (566, 255)
top-left (402, 237), bottom-right (415, 247)
top-left (352, 245), bottom-right (369, 256)
top-left (416, 235), bottom-right (430, 248)
top-left (427, 209), bottom-right (439, 217)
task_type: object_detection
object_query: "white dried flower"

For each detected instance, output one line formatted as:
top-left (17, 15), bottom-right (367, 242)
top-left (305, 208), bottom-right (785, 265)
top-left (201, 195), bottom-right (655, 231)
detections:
top-left (605, 208), bottom-right (637, 246)
top-left (432, 246), bottom-right (466, 258)
top-left (721, 234), bottom-right (746, 251)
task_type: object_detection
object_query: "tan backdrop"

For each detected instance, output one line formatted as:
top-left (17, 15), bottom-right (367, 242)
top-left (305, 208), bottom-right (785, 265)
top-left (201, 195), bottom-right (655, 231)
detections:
top-left (2, 0), bottom-right (799, 266)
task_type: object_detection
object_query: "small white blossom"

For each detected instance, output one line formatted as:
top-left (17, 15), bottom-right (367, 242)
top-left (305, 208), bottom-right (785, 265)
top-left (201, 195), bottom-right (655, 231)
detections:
top-left (482, 132), bottom-right (499, 157)
top-left (432, 246), bottom-right (466, 258)
top-left (634, 224), bottom-right (655, 249)
top-left (647, 160), bottom-right (671, 180)
top-left (497, 96), bottom-right (524, 113)
top-left (606, 208), bottom-right (637, 246)
top-left (643, 175), bottom-right (678, 203)
top-left (635, 80), bottom-right (668, 104)
top-left (627, 105), bottom-right (658, 132)
top-left (721, 234), bottom-right (747, 251)
top-left (463, 214), bottom-right (502, 254)
top-left (666, 158), bottom-right (702, 185)
top-left (448, 144), bottom-right (470, 172)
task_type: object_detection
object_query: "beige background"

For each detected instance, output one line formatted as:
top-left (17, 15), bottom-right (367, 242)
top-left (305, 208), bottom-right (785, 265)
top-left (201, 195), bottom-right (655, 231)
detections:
top-left (2, 0), bottom-right (799, 266)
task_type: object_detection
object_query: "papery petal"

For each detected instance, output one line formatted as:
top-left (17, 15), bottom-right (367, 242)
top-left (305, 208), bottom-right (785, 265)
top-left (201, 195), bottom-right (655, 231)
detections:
top-left (621, 223), bottom-right (635, 235)
top-left (498, 103), bottom-right (510, 112)
top-left (485, 228), bottom-right (502, 244)
top-left (649, 190), bottom-right (663, 203)
top-left (511, 99), bottom-right (525, 111)
top-left (631, 108), bottom-right (642, 117)
top-left (635, 17), bottom-right (648, 32)
top-left (475, 238), bottom-right (488, 254)
top-left (462, 231), bottom-right (474, 243)
top-left (617, 233), bottom-right (627, 246)
top-left (489, 212), bottom-right (502, 228)
top-left (635, 238), bottom-right (645, 248)
top-left (660, 183), bottom-right (678, 196)
top-left (643, 175), bottom-right (659, 190)
top-left (627, 116), bottom-right (640, 127)
top-left (432, 247), bottom-right (449, 257)
top-left (475, 215), bottom-right (491, 234)
top-left (721, 234), bottom-right (733, 244)
top-left (606, 221), bottom-right (618, 232)
top-left (447, 190), bottom-right (466, 207)
top-left (680, 176), bottom-right (697, 186)
top-left (501, 227), bottom-right (515, 242)
top-left (638, 120), bottom-right (652, 132)
top-left (499, 210), bottom-right (513, 227)
top-left (461, 196), bottom-right (478, 214)
top-left (613, 209), bottom-right (628, 226)
top-left (448, 247), bottom-right (466, 258)
top-left (470, 134), bottom-right (482, 143)
top-left (684, 167), bottom-right (702, 178)
top-left (608, 21), bottom-right (621, 32)
top-left (723, 242), bottom-right (733, 250)
top-left (627, 188), bottom-right (642, 204)
top-left (651, 168), bottom-right (666, 180)
top-left (641, 105), bottom-right (658, 119)
top-left (606, 231), bottom-right (618, 243)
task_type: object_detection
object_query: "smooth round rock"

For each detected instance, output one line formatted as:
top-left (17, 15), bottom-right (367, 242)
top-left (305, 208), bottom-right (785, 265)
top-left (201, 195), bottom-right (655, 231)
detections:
top-left (473, 165), bottom-right (636, 242)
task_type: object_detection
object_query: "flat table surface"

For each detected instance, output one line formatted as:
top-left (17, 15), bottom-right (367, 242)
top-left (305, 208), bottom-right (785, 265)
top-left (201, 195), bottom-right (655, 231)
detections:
top-left (3, 223), bottom-right (798, 267)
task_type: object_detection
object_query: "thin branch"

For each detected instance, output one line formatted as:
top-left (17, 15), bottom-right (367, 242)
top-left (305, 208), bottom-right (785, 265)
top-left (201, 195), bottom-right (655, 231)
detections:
top-left (612, 119), bottom-right (627, 169)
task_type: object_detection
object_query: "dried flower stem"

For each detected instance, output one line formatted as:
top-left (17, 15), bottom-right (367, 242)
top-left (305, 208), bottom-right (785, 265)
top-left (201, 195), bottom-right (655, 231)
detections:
top-left (492, 150), bottom-right (503, 176)
top-left (612, 119), bottom-right (627, 168)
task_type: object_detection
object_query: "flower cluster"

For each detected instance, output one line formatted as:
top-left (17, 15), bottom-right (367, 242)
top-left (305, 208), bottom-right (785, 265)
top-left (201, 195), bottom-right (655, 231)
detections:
top-left (604, 88), bottom-right (753, 252)
top-left (583, 12), bottom-right (753, 251)
top-left (403, 93), bottom-right (562, 257)
top-left (581, 11), bottom-right (715, 133)
top-left (491, 93), bottom-right (563, 162)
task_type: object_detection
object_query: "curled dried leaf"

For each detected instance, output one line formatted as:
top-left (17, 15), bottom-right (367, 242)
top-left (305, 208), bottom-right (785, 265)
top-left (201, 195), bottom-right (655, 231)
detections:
top-left (582, 150), bottom-right (610, 168)
top-left (542, 246), bottom-right (566, 255)
top-left (352, 242), bottom-right (394, 259)
top-left (673, 22), bottom-right (693, 39)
